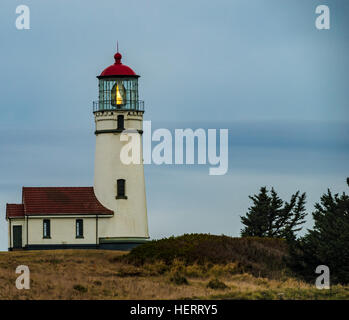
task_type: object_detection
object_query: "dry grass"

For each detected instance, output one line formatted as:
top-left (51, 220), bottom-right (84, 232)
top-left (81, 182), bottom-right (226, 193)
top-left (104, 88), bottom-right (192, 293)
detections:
top-left (0, 250), bottom-right (348, 300)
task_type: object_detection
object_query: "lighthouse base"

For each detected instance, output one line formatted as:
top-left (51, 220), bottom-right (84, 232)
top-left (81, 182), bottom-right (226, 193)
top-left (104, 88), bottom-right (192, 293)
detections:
top-left (18, 238), bottom-right (148, 251)
top-left (98, 237), bottom-right (149, 251)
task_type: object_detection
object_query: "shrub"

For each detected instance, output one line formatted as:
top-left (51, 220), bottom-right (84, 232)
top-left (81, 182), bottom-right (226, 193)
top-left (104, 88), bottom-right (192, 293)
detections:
top-left (123, 234), bottom-right (289, 279)
top-left (143, 261), bottom-right (169, 275)
top-left (184, 264), bottom-right (206, 278)
top-left (170, 272), bottom-right (189, 285)
top-left (207, 278), bottom-right (228, 290)
top-left (208, 263), bottom-right (237, 277)
top-left (117, 265), bottom-right (143, 277)
top-left (73, 284), bottom-right (88, 293)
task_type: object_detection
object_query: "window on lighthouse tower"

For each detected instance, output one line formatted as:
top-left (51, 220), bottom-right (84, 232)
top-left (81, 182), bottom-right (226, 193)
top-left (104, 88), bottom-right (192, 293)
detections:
top-left (117, 115), bottom-right (124, 130)
top-left (111, 81), bottom-right (126, 107)
top-left (116, 179), bottom-right (127, 199)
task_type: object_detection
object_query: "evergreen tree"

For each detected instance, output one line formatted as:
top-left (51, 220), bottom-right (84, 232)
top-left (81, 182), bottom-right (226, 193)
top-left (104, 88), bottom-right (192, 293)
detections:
top-left (288, 178), bottom-right (349, 284)
top-left (240, 187), bottom-right (307, 239)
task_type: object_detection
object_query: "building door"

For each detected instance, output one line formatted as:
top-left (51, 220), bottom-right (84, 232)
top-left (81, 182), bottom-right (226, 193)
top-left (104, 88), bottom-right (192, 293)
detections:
top-left (13, 226), bottom-right (22, 249)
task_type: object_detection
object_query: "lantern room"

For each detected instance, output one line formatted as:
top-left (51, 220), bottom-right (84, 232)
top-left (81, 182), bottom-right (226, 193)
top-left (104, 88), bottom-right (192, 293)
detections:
top-left (93, 52), bottom-right (144, 112)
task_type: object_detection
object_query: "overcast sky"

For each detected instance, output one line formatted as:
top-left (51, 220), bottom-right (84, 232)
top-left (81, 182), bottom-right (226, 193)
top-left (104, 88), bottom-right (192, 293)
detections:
top-left (0, 0), bottom-right (348, 251)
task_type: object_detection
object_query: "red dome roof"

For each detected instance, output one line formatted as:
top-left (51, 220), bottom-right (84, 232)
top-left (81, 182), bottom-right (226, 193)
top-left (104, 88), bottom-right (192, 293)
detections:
top-left (99, 52), bottom-right (139, 77)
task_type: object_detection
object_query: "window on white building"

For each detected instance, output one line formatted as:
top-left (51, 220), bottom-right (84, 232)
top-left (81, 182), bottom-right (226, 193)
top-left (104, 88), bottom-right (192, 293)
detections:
top-left (76, 219), bottom-right (84, 238)
top-left (43, 219), bottom-right (51, 238)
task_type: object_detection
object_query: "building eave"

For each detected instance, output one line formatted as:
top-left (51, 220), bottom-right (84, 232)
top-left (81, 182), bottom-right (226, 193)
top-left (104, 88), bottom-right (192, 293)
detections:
top-left (25, 213), bottom-right (114, 218)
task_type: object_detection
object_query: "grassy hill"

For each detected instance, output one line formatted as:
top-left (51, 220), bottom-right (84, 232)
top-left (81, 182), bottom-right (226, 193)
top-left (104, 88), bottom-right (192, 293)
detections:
top-left (0, 234), bottom-right (348, 300)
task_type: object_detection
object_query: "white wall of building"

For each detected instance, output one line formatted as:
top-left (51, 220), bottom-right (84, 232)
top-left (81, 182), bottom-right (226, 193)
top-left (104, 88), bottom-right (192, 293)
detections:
top-left (29, 217), bottom-right (97, 245)
top-left (8, 216), bottom-right (113, 248)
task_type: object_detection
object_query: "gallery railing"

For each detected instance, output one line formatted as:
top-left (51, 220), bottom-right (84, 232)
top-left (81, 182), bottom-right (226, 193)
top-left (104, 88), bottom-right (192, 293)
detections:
top-left (93, 100), bottom-right (144, 112)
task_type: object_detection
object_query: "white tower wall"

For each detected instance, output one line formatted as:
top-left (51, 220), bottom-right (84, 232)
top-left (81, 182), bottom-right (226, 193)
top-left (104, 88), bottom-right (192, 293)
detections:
top-left (93, 110), bottom-right (149, 241)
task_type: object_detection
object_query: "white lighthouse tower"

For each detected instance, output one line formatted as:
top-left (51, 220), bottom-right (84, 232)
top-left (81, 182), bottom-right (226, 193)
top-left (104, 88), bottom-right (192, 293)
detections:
top-left (93, 50), bottom-right (149, 249)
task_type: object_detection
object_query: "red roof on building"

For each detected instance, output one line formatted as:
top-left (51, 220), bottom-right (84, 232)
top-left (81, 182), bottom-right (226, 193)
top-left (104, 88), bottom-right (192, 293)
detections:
top-left (99, 52), bottom-right (139, 77)
top-left (6, 204), bottom-right (24, 219)
top-left (6, 187), bottom-right (113, 218)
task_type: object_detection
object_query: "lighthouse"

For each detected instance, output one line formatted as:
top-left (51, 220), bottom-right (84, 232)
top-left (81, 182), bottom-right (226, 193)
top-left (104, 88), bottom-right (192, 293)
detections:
top-left (93, 50), bottom-right (149, 248)
top-left (5, 49), bottom-right (149, 251)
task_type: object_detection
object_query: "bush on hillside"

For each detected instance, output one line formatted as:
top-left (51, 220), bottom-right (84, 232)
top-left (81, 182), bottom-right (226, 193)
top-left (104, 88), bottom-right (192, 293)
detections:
top-left (207, 278), bottom-right (228, 290)
top-left (123, 234), bottom-right (289, 279)
top-left (170, 272), bottom-right (189, 285)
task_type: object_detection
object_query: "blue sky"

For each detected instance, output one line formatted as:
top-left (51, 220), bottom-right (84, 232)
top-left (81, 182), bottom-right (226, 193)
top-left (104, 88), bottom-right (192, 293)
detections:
top-left (0, 0), bottom-right (348, 250)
